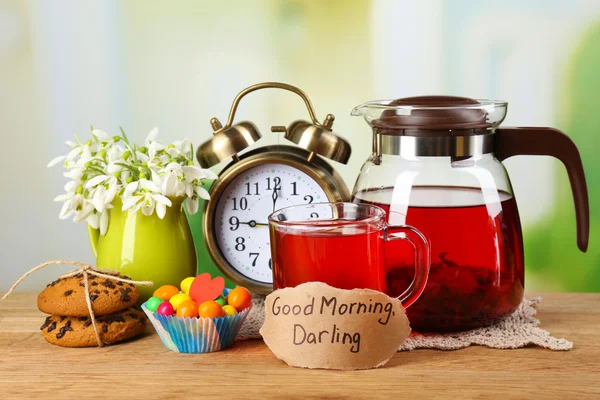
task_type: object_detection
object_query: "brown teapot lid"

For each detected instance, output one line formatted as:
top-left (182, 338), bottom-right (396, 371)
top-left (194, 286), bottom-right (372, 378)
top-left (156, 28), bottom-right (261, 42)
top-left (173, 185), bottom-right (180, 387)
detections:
top-left (373, 95), bottom-right (491, 135)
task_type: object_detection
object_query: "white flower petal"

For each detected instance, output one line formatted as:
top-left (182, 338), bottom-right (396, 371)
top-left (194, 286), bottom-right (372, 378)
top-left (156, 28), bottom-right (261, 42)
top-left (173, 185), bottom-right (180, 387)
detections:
top-left (85, 175), bottom-right (108, 188)
top-left (73, 202), bottom-right (95, 222)
top-left (146, 127), bottom-right (159, 144)
top-left (182, 166), bottom-right (202, 180)
top-left (64, 181), bottom-right (78, 193)
top-left (86, 213), bottom-right (99, 229)
top-left (105, 183), bottom-right (117, 204)
top-left (151, 194), bottom-right (172, 206)
top-left (167, 148), bottom-right (180, 158)
top-left (107, 146), bottom-right (124, 162)
top-left (124, 181), bottom-right (139, 198)
top-left (47, 155), bottom-right (67, 168)
top-left (141, 201), bottom-right (155, 216)
top-left (162, 173), bottom-right (178, 196)
top-left (136, 152), bottom-right (149, 162)
top-left (151, 170), bottom-right (162, 186)
top-left (203, 168), bottom-right (218, 180)
top-left (186, 198), bottom-right (199, 214)
top-left (54, 193), bottom-right (72, 202)
top-left (67, 147), bottom-right (81, 160)
top-left (141, 179), bottom-right (160, 192)
top-left (92, 129), bottom-right (110, 141)
top-left (65, 140), bottom-right (77, 148)
top-left (92, 186), bottom-right (107, 212)
top-left (132, 201), bottom-right (144, 214)
top-left (58, 201), bottom-right (73, 219)
top-left (164, 162), bottom-right (182, 173)
top-left (106, 163), bottom-right (121, 174)
top-left (122, 195), bottom-right (141, 211)
top-left (156, 203), bottom-right (166, 219)
top-left (185, 183), bottom-right (193, 198)
top-left (175, 181), bottom-right (186, 197)
top-left (195, 186), bottom-right (210, 200)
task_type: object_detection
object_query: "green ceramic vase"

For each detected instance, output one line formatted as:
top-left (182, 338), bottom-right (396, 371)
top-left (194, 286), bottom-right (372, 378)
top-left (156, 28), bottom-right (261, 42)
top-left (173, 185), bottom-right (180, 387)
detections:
top-left (88, 197), bottom-right (197, 301)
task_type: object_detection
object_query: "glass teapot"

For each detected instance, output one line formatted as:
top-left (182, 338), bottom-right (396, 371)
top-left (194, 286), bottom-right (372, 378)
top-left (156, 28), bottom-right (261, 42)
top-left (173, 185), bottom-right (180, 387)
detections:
top-left (351, 96), bottom-right (589, 332)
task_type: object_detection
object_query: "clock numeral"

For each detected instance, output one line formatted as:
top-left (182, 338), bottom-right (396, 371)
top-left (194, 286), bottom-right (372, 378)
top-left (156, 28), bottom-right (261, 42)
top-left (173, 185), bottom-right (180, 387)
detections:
top-left (245, 182), bottom-right (259, 196)
top-left (310, 212), bottom-right (319, 218)
top-left (266, 177), bottom-right (281, 191)
top-left (249, 252), bottom-right (259, 267)
top-left (304, 195), bottom-right (314, 204)
top-left (268, 259), bottom-right (272, 270)
top-left (229, 216), bottom-right (239, 231)
top-left (235, 237), bottom-right (246, 251)
top-left (232, 197), bottom-right (248, 211)
top-left (291, 181), bottom-right (298, 196)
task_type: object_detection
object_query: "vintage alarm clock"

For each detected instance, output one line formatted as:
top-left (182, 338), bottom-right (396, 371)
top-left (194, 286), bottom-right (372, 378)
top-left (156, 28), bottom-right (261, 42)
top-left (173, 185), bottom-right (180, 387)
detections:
top-left (197, 82), bottom-right (351, 294)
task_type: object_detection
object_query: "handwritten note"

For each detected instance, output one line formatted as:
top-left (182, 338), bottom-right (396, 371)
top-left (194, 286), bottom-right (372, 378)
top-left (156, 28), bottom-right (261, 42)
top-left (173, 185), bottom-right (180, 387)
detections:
top-left (260, 282), bottom-right (411, 370)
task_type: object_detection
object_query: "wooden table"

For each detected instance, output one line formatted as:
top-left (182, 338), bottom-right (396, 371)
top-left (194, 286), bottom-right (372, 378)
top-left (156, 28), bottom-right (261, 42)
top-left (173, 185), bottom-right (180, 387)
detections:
top-left (1, 292), bottom-right (599, 399)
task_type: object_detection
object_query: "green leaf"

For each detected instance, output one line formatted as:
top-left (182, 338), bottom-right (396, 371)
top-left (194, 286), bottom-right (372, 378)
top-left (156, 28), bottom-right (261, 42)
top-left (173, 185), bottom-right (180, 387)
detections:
top-left (119, 126), bottom-right (130, 144)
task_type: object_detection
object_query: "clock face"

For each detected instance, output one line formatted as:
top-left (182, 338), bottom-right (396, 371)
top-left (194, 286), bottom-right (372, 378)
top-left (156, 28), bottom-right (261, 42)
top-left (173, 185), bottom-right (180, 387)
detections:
top-left (213, 162), bottom-right (328, 284)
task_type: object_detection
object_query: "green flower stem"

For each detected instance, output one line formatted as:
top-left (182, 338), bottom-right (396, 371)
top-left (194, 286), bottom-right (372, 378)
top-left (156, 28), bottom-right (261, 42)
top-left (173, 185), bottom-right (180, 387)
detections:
top-left (115, 162), bottom-right (140, 178)
top-left (85, 165), bottom-right (105, 175)
top-left (119, 126), bottom-right (130, 145)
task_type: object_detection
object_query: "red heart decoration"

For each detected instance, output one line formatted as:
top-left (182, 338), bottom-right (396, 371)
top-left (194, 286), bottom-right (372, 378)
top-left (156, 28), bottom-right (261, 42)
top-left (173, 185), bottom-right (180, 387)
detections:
top-left (189, 273), bottom-right (225, 305)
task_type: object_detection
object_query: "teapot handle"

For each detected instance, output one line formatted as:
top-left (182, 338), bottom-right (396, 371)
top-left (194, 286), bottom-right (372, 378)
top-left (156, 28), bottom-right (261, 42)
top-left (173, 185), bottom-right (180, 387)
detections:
top-left (495, 127), bottom-right (589, 252)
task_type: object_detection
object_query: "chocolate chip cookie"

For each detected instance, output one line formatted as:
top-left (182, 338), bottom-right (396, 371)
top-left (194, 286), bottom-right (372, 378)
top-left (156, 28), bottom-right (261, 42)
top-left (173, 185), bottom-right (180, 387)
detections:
top-left (40, 308), bottom-right (146, 347)
top-left (38, 273), bottom-right (139, 316)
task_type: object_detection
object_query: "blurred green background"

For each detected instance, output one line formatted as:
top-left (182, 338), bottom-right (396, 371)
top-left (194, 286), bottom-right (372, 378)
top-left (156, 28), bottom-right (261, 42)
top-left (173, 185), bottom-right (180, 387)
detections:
top-left (0, 0), bottom-right (596, 292)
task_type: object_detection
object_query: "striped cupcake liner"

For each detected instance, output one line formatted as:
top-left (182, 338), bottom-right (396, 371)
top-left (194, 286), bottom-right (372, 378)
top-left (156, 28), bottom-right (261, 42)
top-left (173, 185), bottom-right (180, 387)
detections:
top-left (142, 302), bottom-right (250, 353)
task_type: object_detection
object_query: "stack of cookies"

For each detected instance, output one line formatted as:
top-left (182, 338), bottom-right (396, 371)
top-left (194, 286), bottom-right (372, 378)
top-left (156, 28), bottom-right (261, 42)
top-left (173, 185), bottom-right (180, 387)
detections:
top-left (37, 272), bottom-right (146, 347)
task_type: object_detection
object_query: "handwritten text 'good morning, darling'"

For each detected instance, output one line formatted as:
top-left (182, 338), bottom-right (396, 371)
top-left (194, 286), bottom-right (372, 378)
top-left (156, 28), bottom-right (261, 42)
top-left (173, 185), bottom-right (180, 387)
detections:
top-left (271, 295), bottom-right (396, 353)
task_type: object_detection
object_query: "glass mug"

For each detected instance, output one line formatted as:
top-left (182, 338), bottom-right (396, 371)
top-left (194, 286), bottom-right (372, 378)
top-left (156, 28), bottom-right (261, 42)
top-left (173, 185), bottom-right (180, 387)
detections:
top-left (268, 202), bottom-right (430, 308)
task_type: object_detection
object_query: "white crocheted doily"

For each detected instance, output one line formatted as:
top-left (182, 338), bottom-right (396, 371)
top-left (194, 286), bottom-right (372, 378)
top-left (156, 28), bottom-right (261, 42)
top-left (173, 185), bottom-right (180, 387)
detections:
top-left (236, 295), bottom-right (573, 351)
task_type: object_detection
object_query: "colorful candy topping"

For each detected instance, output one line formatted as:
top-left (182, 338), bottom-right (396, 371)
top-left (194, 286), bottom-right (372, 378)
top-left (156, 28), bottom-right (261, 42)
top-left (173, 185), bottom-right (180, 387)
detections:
top-left (176, 300), bottom-right (199, 318)
top-left (214, 295), bottom-right (227, 307)
top-left (156, 301), bottom-right (174, 316)
top-left (180, 277), bottom-right (195, 294)
top-left (222, 305), bottom-right (238, 316)
top-left (198, 300), bottom-right (225, 318)
top-left (153, 285), bottom-right (179, 301)
top-left (146, 296), bottom-right (163, 312)
top-left (227, 287), bottom-right (252, 311)
top-left (147, 274), bottom-right (251, 319)
top-left (169, 293), bottom-right (192, 311)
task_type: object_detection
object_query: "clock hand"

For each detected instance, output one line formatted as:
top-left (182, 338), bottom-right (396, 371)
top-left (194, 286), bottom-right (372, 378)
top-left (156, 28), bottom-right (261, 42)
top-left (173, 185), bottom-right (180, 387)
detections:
top-left (240, 220), bottom-right (268, 227)
top-left (272, 187), bottom-right (279, 213)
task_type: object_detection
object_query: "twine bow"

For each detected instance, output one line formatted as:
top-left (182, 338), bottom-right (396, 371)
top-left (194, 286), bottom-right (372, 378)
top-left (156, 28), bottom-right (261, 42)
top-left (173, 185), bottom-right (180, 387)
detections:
top-left (2, 260), bottom-right (153, 347)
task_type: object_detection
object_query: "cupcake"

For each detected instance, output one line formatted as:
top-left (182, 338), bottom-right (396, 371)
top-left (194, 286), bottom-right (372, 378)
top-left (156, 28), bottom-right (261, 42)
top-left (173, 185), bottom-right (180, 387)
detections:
top-left (143, 274), bottom-right (251, 353)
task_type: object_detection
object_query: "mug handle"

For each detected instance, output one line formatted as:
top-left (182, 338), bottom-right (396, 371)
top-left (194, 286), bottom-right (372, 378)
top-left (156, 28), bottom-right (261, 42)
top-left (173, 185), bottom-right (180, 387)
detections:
top-left (383, 224), bottom-right (430, 308)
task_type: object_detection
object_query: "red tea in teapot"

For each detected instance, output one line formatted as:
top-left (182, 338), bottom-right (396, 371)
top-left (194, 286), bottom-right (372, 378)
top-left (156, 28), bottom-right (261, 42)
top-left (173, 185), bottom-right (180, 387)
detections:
top-left (354, 186), bottom-right (525, 332)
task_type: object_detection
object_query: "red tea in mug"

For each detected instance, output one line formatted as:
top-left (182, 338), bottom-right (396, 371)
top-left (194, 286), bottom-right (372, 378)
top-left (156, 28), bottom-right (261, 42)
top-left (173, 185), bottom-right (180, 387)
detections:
top-left (269, 203), bottom-right (430, 309)
top-left (271, 222), bottom-right (386, 292)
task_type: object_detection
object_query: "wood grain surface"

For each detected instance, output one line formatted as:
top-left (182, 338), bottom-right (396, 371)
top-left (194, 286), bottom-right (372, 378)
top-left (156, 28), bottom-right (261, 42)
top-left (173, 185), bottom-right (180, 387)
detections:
top-left (1, 292), bottom-right (599, 399)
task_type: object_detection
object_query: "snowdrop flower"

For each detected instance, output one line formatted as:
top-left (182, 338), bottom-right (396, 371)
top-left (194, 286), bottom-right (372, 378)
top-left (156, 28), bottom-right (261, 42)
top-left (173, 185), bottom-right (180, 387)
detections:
top-left (85, 209), bottom-right (110, 235)
top-left (185, 185), bottom-right (211, 215)
top-left (122, 179), bottom-right (172, 218)
top-left (54, 191), bottom-right (84, 220)
top-left (50, 127), bottom-right (216, 234)
top-left (165, 139), bottom-right (191, 158)
top-left (85, 174), bottom-right (119, 212)
top-left (145, 127), bottom-right (164, 158)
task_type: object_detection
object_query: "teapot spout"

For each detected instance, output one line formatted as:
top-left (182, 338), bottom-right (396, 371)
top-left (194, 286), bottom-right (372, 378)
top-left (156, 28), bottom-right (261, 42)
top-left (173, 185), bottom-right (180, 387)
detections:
top-left (351, 103), bottom-right (369, 117)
